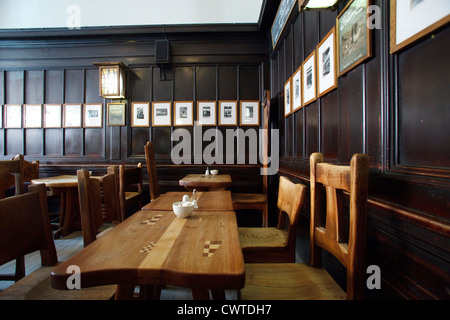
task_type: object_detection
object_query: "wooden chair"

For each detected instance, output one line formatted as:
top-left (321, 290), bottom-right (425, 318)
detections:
top-left (144, 141), bottom-right (160, 201)
top-left (238, 176), bottom-right (307, 263)
top-left (77, 169), bottom-right (121, 247)
top-left (0, 155), bottom-right (25, 282)
top-left (240, 153), bottom-right (369, 300)
top-left (232, 90), bottom-right (270, 226)
top-left (118, 163), bottom-right (143, 220)
top-left (0, 184), bottom-right (117, 300)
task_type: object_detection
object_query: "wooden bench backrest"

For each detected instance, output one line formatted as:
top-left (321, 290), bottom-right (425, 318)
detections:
top-left (144, 141), bottom-right (160, 200)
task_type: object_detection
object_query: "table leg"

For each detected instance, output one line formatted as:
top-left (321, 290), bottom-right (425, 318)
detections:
top-left (191, 288), bottom-right (210, 300)
top-left (62, 187), bottom-right (77, 236)
top-left (115, 284), bottom-right (136, 300)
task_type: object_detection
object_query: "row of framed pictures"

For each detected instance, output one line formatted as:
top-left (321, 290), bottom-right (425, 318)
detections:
top-left (0, 100), bottom-right (261, 129)
top-left (134, 100), bottom-right (260, 127)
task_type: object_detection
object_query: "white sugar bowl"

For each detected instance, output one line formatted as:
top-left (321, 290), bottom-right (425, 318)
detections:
top-left (173, 201), bottom-right (195, 218)
top-left (210, 169), bottom-right (218, 175)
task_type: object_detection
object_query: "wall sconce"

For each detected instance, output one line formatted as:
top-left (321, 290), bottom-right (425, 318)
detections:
top-left (299, 0), bottom-right (342, 11)
top-left (94, 62), bottom-right (128, 99)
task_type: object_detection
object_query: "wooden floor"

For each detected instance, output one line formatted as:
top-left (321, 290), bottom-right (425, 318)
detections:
top-left (0, 230), bottom-right (238, 300)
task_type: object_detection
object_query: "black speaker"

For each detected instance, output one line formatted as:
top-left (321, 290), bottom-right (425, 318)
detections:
top-left (155, 39), bottom-right (169, 64)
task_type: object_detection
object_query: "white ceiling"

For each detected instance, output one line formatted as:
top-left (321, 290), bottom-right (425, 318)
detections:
top-left (0, 0), bottom-right (265, 29)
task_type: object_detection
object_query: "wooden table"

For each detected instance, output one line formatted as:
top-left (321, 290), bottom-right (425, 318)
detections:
top-left (31, 175), bottom-right (80, 237)
top-left (51, 208), bottom-right (245, 299)
top-left (179, 174), bottom-right (232, 191)
top-left (142, 191), bottom-right (233, 211)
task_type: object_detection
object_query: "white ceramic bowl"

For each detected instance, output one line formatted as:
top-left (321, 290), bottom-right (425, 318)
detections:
top-left (210, 169), bottom-right (218, 175)
top-left (173, 201), bottom-right (195, 218)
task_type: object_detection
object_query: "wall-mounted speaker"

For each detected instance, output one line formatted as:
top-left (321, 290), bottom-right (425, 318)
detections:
top-left (155, 39), bottom-right (170, 64)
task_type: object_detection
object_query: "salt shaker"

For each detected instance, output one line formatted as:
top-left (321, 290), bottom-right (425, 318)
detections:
top-left (192, 189), bottom-right (198, 208)
top-left (205, 167), bottom-right (210, 175)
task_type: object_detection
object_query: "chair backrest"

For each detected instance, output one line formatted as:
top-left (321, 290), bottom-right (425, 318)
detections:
top-left (117, 163), bottom-right (143, 220)
top-left (276, 176), bottom-right (307, 252)
top-left (144, 141), bottom-right (160, 200)
top-left (309, 152), bottom-right (369, 299)
top-left (77, 169), bottom-right (120, 247)
top-left (0, 183), bottom-right (58, 269)
top-left (261, 90), bottom-right (270, 194)
top-left (0, 154), bottom-right (24, 198)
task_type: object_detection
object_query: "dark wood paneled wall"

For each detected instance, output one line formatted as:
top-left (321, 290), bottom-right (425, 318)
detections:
top-left (270, 1), bottom-right (449, 299)
top-left (0, 32), bottom-right (270, 196)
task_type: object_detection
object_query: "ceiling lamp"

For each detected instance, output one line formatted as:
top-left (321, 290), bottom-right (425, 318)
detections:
top-left (94, 62), bottom-right (128, 99)
top-left (299, 0), bottom-right (342, 11)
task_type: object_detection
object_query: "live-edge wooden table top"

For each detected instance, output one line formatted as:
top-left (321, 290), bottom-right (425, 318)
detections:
top-left (179, 174), bottom-right (232, 190)
top-left (51, 208), bottom-right (245, 291)
top-left (142, 191), bottom-right (233, 211)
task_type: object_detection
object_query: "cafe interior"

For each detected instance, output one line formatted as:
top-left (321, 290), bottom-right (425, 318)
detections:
top-left (0, 0), bottom-right (448, 301)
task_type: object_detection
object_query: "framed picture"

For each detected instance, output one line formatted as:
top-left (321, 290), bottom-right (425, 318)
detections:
top-left (152, 102), bottom-right (171, 127)
top-left (317, 27), bottom-right (338, 97)
top-left (302, 50), bottom-right (317, 106)
top-left (197, 101), bottom-right (216, 126)
top-left (271, 0), bottom-right (297, 49)
top-left (174, 101), bottom-right (194, 126)
top-left (219, 101), bottom-right (237, 126)
top-left (23, 104), bottom-right (42, 128)
top-left (337, 0), bottom-right (372, 77)
top-left (292, 66), bottom-right (302, 112)
top-left (131, 102), bottom-right (149, 127)
top-left (44, 104), bottom-right (62, 128)
top-left (240, 101), bottom-right (260, 126)
top-left (390, 0), bottom-right (450, 54)
top-left (63, 104), bottom-right (82, 128)
top-left (107, 103), bottom-right (125, 126)
top-left (5, 104), bottom-right (22, 128)
top-left (84, 103), bottom-right (103, 128)
top-left (284, 77), bottom-right (292, 117)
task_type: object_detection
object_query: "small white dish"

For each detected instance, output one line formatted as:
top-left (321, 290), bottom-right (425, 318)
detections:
top-left (173, 201), bottom-right (195, 218)
top-left (210, 169), bottom-right (218, 175)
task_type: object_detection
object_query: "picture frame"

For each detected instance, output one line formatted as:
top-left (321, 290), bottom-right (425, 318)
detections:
top-left (131, 102), bottom-right (149, 127)
top-left (174, 101), bottom-right (194, 126)
top-left (390, 0), bottom-right (450, 54)
top-left (271, 0), bottom-right (297, 49)
top-left (84, 103), bottom-right (103, 128)
top-left (44, 104), bottom-right (62, 128)
top-left (302, 50), bottom-right (317, 106)
top-left (284, 77), bottom-right (292, 117)
top-left (197, 101), bottom-right (216, 126)
top-left (292, 66), bottom-right (302, 112)
top-left (219, 101), bottom-right (237, 126)
top-left (240, 100), bottom-right (260, 126)
top-left (317, 27), bottom-right (338, 97)
top-left (152, 102), bottom-right (172, 127)
top-left (23, 104), bottom-right (42, 128)
top-left (107, 103), bottom-right (126, 126)
top-left (336, 0), bottom-right (372, 77)
top-left (63, 104), bottom-right (82, 128)
top-left (5, 104), bottom-right (22, 128)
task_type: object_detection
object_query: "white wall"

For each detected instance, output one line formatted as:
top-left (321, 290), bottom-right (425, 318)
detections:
top-left (0, 0), bottom-right (263, 29)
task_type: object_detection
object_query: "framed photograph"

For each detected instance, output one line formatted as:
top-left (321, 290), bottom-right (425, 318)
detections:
top-left (292, 66), bottom-right (302, 112)
top-left (152, 102), bottom-right (171, 127)
top-left (317, 27), bottom-right (338, 97)
top-left (197, 101), bottom-right (216, 126)
top-left (284, 77), bottom-right (292, 117)
top-left (107, 103), bottom-right (125, 126)
top-left (302, 50), bottom-right (317, 106)
top-left (271, 0), bottom-right (297, 49)
top-left (219, 101), bottom-right (237, 126)
top-left (23, 104), bottom-right (42, 128)
top-left (5, 104), bottom-right (22, 128)
top-left (174, 101), bottom-right (194, 126)
top-left (63, 104), bottom-right (82, 128)
top-left (337, 0), bottom-right (372, 77)
top-left (44, 104), bottom-right (62, 128)
top-left (390, 0), bottom-right (450, 54)
top-left (240, 101), bottom-right (260, 126)
top-left (131, 102), bottom-right (149, 127)
top-left (84, 103), bottom-right (103, 128)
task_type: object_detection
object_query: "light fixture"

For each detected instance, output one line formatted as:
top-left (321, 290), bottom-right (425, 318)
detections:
top-left (298, 0), bottom-right (342, 11)
top-left (94, 62), bottom-right (128, 99)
